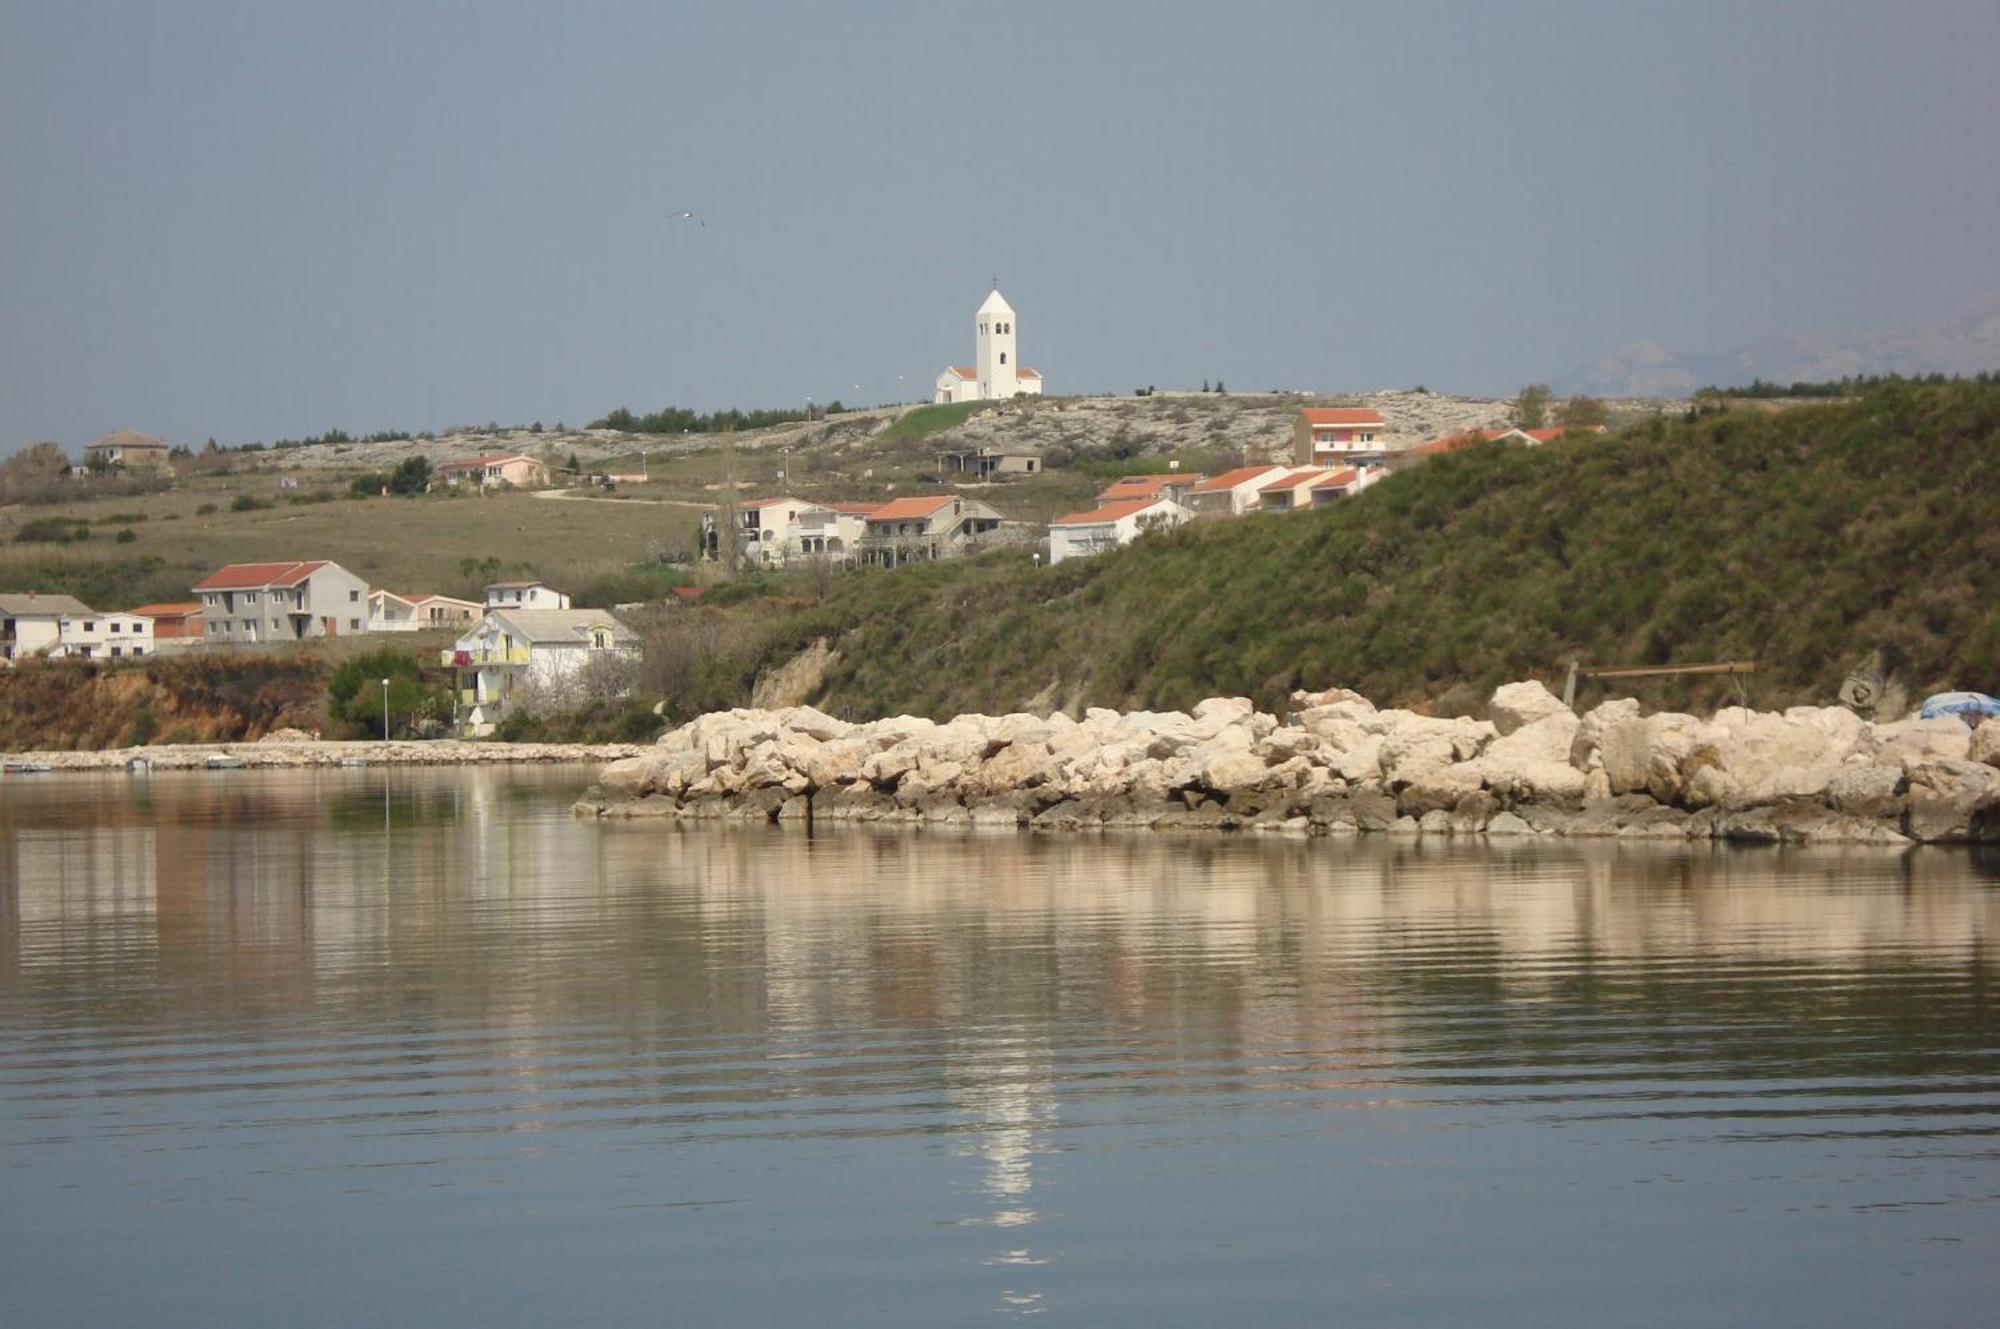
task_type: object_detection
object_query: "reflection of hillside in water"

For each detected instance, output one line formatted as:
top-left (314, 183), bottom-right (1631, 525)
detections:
top-left (4, 771), bottom-right (1996, 1024)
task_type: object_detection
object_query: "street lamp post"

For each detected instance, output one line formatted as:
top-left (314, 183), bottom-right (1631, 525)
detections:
top-left (380, 678), bottom-right (390, 743)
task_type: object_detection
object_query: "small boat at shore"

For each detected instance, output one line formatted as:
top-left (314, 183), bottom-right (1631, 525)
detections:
top-left (204, 754), bottom-right (247, 770)
top-left (3, 760), bottom-right (52, 774)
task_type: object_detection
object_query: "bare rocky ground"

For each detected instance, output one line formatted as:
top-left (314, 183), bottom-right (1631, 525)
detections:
top-left (233, 390), bottom-right (1678, 481)
top-left (576, 686), bottom-right (2000, 846)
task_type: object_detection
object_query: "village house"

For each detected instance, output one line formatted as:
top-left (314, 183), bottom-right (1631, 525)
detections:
top-left (1047, 496), bottom-right (1190, 565)
top-left (1293, 407), bottom-right (1388, 467)
top-left (192, 561), bottom-right (372, 644)
top-left (56, 611), bottom-right (155, 659)
top-left (368, 590), bottom-right (422, 632)
top-left (410, 594), bottom-right (482, 630)
top-left (439, 453), bottom-right (552, 490)
top-left (1184, 465), bottom-right (1293, 519)
top-left (1254, 467), bottom-right (1340, 513)
top-left (81, 430), bottom-right (174, 472)
top-left (858, 495), bottom-right (1006, 566)
top-left (366, 590), bottom-right (479, 632)
top-left (1097, 472), bottom-right (1205, 506)
top-left (483, 580), bottom-right (571, 610)
top-left (129, 602), bottom-right (204, 647)
top-left (933, 286), bottom-right (1045, 403)
top-left (936, 447), bottom-right (1043, 480)
top-left (0, 593), bottom-right (92, 660)
top-left (713, 497), bottom-right (822, 567)
top-left (792, 502), bottom-right (879, 561)
top-left (445, 607), bottom-right (640, 736)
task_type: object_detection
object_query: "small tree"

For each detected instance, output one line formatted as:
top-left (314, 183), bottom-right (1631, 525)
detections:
top-left (1556, 395), bottom-right (1609, 429)
top-left (387, 455), bottom-right (431, 496)
top-left (1514, 384), bottom-right (1552, 428)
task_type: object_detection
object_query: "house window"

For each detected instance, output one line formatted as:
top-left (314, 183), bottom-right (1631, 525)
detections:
top-left (84, 620), bottom-right (96, 631)
top-left (110, 623), bottom-right (121, 633)
top-left (349, 618), bottom-right (361, 630)
top-left (349, 589), bottom-right (359, 602)
top-left (133, 647), bottom-right (144, 656)
top-left (999, 352), bottom-right (1007, 365)
top-left (110, 647), bottom-right (121, 657)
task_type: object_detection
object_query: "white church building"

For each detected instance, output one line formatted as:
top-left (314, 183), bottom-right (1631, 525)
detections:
top-left (933, 285), bottom-right (1044, 403)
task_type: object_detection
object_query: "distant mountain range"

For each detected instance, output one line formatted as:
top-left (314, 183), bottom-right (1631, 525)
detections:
top-left (1554, 295), bottom-right (2000, 399)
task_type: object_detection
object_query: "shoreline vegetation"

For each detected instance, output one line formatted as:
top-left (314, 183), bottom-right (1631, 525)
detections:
top-left (2, 739), bottom-right (642, 772)
top-left (572, 685), bottom-right (2000, 847)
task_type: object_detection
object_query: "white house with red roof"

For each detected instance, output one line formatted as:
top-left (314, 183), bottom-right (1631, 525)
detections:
top-left (1048, 496), bottom-right (1189, 565)
top-left (438, 452), bottom-right (552, 489)
top-left (193, 560), bottom-right (372, 644)
top-left (1293, 406), bottom-right (1387, 466)
top-left (793, 502), bottom-right (880, 561)
top-left (933, 286), bottom-right (1044, 403)
top-left (1183, 465), bottom-right (1292, 519)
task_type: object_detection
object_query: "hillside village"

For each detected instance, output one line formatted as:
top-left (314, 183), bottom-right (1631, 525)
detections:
top-left (0, 284), bottom-right (1715, 736)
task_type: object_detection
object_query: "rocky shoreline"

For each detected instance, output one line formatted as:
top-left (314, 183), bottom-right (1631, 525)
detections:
top-left (574, 683), bottom-right (2000, 845)
top-left (2, 738), bottom-right (643, 773)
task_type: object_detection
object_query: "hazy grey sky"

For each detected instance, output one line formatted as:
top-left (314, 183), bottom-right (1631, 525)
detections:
top-left (3, 0), bottom-right (1996, 449)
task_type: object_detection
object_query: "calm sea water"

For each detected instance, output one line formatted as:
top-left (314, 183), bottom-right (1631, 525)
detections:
top-left (2, 767), bottom-right (1996, 1328)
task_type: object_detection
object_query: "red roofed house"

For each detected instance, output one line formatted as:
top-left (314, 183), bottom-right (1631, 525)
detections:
top-left (193, 560), bottom-right (372, 644)
top-left (705, 496), bottom-right (822, 567)
top-left (1096, 472), bottom-right (1204, 506)
top-left (1047, 496), bottom-right (1189, 564)
top-left (1255, 467), bottom-right (1338, 513)
top-left (859, 494), bottom-right (1005, 566)
top-left (438, 452), bottom-right (552, 490)
top-left (1184, 465), bottom-right (1292, 519)
top-left (1293, 406), bottom-right (1387, 466)
top-left (129, 601), bottom-right (204, 643)
top-left (794, 501), bottom-right (881, 561)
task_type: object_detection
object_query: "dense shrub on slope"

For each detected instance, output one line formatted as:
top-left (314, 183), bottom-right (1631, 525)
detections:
top-left (768, 381), bottom-right (2000, 718)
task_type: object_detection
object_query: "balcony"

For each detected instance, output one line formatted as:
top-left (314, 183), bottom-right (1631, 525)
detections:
top-left (443, 645), bottom-right (532, 667)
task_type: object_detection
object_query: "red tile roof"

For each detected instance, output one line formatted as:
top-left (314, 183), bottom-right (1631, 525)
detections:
top-left (946, 366), bottom-right (976, 379)
top-left (1308, 468), bottom-right (1360, 490)
top-left (1301, 407), bottom-right (1384, 427)
top-left (1189, 465), bottom-right (1287, 494)
top-left (1097, 473), bottom-right (1198, 501)
top-left (1016, 367), bottom-right (1042, 379)
top-left (866, 495), bottom-right (956, 522)
top-left (128, 601), bottom-right (202, 618)
top-left (1255, 467), bottom-right (1324, 492)
top-left (192, 561), bottom-right (327, 591)
top-left (1050, 498), bottom-right (1168, 526)
top-left (669, 585), bottom-right (706, 602)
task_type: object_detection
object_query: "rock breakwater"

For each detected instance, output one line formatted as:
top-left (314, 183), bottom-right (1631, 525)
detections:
top-left (573, 683), bottom-right (2000, 845)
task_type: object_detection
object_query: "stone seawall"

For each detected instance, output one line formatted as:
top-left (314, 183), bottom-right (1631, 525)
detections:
top-left (573, 683), bottom-right (2000, 845)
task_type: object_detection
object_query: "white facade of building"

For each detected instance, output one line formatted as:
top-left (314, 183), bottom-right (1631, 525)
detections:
top-left (447, 608), bottom-right (639, 736)
top-left (58, 612), bottom-right (155, 659)
top-left (1047, 497), bottom-right (1189, 565)
top-left (483, 581), bottom-right (572, 610)
top-left (934, 287), bottom-right (1045, 403)
top-left (0, 593), bottom-right (90, 660)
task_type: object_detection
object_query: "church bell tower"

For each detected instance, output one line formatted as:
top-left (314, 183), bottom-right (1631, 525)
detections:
top-left (974, 283), bottom-right (1018, 400)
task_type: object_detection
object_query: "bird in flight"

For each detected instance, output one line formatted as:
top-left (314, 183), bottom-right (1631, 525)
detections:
top-left (673, 209), bottom-right (705, 228)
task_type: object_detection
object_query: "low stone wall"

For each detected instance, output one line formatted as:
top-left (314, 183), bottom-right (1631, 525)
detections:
top-left (3, 739), bottom-right (643, 772)
top-left (573, 684), bottom-right (2000, 845)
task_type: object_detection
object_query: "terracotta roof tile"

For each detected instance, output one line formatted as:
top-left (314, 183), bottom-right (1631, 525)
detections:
top-left (866, 495), bottom-right (956, 521)
top-left (193, 561), bottom-right (322, 591)
top-left (1189, 465), bottom-right (1287, 493)
top-left (1301, 407), bottom-right (1385, 427)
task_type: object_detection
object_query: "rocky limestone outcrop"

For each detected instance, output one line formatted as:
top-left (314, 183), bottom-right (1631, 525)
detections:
top-left (574, 684), bottom-right (2000, 846)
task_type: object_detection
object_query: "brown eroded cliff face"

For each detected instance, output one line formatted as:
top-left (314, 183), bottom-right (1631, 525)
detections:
top-left (0, 655), bottom-right (326, 750)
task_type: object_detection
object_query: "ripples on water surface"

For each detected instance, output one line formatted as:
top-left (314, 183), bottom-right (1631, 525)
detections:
top-left (2, 767), bottom-right (1996, 1326)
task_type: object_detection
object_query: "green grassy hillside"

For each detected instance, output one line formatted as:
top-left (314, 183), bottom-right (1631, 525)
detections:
top-left (744, 381), bottom-right (2000, 718)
